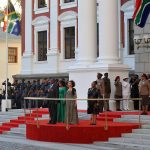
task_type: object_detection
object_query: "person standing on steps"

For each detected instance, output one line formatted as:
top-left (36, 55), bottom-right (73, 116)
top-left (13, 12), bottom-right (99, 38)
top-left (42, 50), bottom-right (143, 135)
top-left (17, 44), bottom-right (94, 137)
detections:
top-left (114, 76), bottom-right (122, 111)
top-left (87, 81), bottom-right (100, 125)
top-left (122, 78), bottom-right (130, 111)
top-left (57, 80), bottom-right (67, 123)
top-left (65, 80), bottom-right (78, 128)
top-left (96, 73), bottom-right (104, 113)
top-left (130, 74), bottom-right (139, 110)
top-left (139, 74), bottom-right (150, 115)
top-left (47, 79), bottom-right (59, 124)
top-left (103, 73), bottom-right (111, 111)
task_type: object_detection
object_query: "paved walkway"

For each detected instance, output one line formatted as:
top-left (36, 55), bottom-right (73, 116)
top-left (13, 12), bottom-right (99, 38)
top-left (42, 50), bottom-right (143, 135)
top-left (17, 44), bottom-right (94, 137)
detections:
top-left (0, 136), bottom-right (109, 150)
top-left (0, 141), bottom-right (52, 150)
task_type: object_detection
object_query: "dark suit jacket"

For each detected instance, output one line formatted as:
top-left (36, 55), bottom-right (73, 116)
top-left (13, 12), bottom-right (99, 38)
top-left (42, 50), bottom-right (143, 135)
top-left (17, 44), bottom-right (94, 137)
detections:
top-left (47, 83), bottom-right (59, 105)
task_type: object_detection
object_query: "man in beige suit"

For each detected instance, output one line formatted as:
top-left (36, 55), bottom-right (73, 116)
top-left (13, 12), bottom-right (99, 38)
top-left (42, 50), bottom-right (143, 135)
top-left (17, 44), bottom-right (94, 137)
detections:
top-left (139, 74), bottom-right (150, 115)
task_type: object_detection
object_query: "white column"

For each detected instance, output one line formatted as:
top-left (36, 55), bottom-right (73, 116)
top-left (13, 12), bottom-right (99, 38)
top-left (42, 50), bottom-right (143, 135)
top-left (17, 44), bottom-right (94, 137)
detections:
top-left (21, 0), bottom-right (33, 74)
top-left (77, 0), bottom-right (97, 64)
top-left (25, 0), bottom-right (32, 55)
top-left (50, 0), bottom-right (58, 52)
top-left (98, 0), bottom-right (119, 64)
top-left (47, 0), bottom-right (59, 73)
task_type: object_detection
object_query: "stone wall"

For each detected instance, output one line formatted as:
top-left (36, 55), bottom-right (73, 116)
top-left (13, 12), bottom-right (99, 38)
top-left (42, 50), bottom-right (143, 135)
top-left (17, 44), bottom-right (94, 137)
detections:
top-left (134, 15), bottom-right (150, 74)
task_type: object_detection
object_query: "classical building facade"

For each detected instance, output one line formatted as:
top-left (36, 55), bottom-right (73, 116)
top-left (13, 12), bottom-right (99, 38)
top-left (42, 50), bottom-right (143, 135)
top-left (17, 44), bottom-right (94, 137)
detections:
top-left (21, 0), bottom-right (150, 109)
top-left (0, 28), bottom-right (21, 92)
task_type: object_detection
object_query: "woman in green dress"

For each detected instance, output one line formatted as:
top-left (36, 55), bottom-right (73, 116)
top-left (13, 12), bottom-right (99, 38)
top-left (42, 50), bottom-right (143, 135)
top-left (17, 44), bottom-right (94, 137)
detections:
top-left (57, 80), bottom-right (67, 123)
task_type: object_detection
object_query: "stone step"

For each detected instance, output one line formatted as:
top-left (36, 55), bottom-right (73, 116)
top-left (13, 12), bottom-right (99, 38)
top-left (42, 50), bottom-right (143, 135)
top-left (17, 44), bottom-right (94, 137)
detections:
top-left (141, 125), bottom-right (150, 129)
top-left (4, 130), bottom-right (26, 136)
top-left (10, 128), bottom-right (26, 133)
top-left (72, 144), bottom-right (119, 150)
top-left (0, 119), bottom-right (12, 123)
top-left (122, 133), bottom-right (150, 140)
top-left (132, 129), bottom-right (150, 134)
top-left (8, 109), bottom-right (30, 113)
top-left (122, 115), bottom-right (150, 119)
top-left (0, 116), bottom-right (22, 119)
top-left (0, 113), bottom-right (25, 116)
top-left (19, 124), bottom-right (26, 128)
top-left (0, 134), bottom-right (26, 139)
top-left (108, 141), bottom-right (150, 150)
top-left (0, 136), bottom-right (120, 150)
top-left (94, 142), bottom-right (150, 150)
top-left (41, 114), bottom-right (49, 118)
top-left (4, 132), bottom-right (26, 138)
top-left (114, 118), bottom-right (150, 124)
top-left (109, 137), bottom-right (150, 146)
top-left (94, 142), bottom-right (125, 149)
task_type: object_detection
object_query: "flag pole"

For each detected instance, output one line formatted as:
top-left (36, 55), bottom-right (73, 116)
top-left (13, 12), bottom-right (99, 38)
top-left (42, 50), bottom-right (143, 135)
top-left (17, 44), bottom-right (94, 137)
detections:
top-left (5, 0), bottom-right (8, 106)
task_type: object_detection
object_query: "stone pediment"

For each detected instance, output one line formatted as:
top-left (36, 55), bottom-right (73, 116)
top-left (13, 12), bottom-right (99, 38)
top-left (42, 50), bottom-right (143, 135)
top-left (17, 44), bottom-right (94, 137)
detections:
top-left (121, 0), bottom-right (134, 12)
top-left (58, 11), bottom-right (78, 22)
top-left (32, 16), bottom-right (50, 26)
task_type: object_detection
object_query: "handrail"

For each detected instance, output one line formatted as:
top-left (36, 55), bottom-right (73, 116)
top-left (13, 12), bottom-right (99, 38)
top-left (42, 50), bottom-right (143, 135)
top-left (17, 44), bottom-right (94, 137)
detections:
top-left (23, 97), bottom-right (142, 130)
top-left (24, 97), bottom-right (142, 101)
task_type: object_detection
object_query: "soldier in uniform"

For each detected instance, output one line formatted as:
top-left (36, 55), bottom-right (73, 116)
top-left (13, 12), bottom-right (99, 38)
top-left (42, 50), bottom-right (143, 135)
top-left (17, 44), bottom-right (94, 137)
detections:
top-left (103, 73), bottom-right (111, 111)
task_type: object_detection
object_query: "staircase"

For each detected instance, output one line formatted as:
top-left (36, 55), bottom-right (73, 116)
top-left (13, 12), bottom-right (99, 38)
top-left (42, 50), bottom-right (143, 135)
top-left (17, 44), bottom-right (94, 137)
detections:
top-left (90, 115), bottom-right (150, 150)
top-left (1, 110), bottom-right (150, 149)
top-left (114, 114), bottom-right (150, 123)
top-left (0, 109), bottom-right (49, 137)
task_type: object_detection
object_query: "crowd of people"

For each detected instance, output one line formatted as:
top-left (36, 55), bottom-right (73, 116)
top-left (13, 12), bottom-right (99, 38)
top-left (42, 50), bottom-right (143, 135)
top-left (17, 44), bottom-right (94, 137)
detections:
top-left (0, 72), bottom-right (149, 125)
top-left (0, 78), bottom-right (78, 126)
top-left (87, 72), bottom-right (150, 124)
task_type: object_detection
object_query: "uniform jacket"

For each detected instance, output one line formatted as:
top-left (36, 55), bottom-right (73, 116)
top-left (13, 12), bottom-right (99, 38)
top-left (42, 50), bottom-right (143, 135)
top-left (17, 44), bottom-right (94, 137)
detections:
top-left (139, 80), bottom-right (150, 96)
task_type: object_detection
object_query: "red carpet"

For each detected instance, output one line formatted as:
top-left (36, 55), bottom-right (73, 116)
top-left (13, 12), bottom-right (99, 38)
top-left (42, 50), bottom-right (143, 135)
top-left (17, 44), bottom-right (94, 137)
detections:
top-left (27, 109), bottom-right (141, 143)
top-left (0, 109), bottom-right (142, 143)
top-left (26, 119), bottom-right (139, 144)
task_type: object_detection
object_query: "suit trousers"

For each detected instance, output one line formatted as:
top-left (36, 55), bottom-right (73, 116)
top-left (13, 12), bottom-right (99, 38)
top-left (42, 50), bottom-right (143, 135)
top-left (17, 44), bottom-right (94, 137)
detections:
top-left (48, 101), bottom-right (58, 123)
top-left (104, 93), bottom-right (110, 111)
top-left (115, 95), bottom-right (122, 110)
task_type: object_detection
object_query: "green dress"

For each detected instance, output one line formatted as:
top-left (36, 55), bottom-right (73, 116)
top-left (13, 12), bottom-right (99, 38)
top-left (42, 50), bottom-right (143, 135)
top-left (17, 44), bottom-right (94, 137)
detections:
top-left (57, 87), bottom-right (67, 122)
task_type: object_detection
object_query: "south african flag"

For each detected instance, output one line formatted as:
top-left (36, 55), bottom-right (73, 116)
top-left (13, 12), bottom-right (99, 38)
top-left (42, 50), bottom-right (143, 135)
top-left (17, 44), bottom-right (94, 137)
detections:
top-left (133, 0), bottom-right (150, 28)
top-left (0, 13), bottom-right (4, 20)
top-left (3, 0), bottom-right (20, 36)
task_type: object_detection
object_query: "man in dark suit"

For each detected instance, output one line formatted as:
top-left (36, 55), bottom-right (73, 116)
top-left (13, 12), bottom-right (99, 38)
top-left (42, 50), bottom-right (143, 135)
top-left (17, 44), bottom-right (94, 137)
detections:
top-left (47, 79), bottom-right (59, 124)
top-left (2, 78), bottom-right (12, 95)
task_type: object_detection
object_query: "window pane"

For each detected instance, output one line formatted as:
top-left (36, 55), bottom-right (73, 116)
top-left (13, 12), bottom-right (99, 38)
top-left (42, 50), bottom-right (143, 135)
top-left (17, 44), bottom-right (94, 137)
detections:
top-left (8, 47), bottom-right (17, 63)
top-left (64, 0), bottom-right (74, 3)
top-left (38, 0), bottom-right (47, 8)
top-left (64, 27), bottom-right (75, 59)
top-left (38, 31), bottom-right (47, 61)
